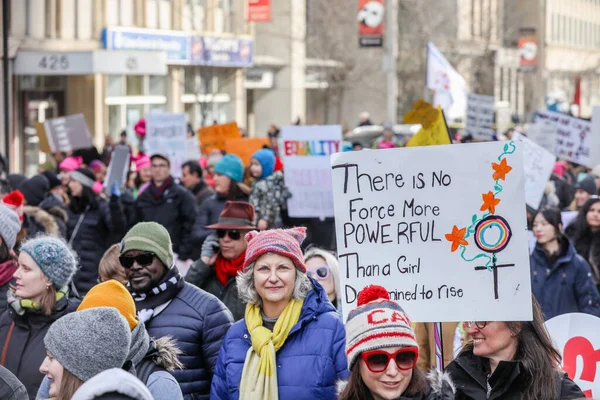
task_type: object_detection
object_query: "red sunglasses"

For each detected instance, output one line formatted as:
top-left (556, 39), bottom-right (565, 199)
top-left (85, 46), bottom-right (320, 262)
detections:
top-left (360, 347), bottom-right (419, 373)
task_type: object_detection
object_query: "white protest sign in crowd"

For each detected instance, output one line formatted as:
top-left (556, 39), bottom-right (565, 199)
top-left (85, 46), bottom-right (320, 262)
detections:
top-left (512, 132), bottom-right (556, 210)
top-left (330, 141), bottom-right (532, 322)
top-left (527, 120), bottom-right (557, 155)
top-left (546, 313), bottom-right (600, 398)
top-left (536, 110), bottom-right (596, 167)
top-left (281, 125), bottom-right (342, 218)
top-left (145, 112), bottom-right (187, 178)
top-left (466, 94), bottom-right (495, 140)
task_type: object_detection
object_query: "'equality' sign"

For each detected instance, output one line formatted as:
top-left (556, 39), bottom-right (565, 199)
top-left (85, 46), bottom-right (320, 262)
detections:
top-left (330, 141), bottom-right (532, 322)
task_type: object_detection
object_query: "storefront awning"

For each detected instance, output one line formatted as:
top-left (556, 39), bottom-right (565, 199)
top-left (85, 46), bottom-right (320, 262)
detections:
top-left (13, 50), bottom-right (168, 76)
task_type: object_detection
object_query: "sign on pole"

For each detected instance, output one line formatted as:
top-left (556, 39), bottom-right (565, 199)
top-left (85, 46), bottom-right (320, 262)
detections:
top-left (145, 113), bottom-right (187, 178)
top-left (281, 125), bottom-right (342, 218)
top-left (466, 94), bottom-right (495, 140)
top-left (330, 141), bottom-right (532, 322)
top-left (536, 111), bottom-right (595, 167)
top-left (357, 0), bottom-right (384, 47)
top-left (527, 120), bottom-right (557, 155)
top-left (246, 0), bottom-right (271, 22)
top-left (104, 145), bottom-right (131, 191)
top-left (513, 132), bottom-right (556, 210)
top-left (43, 114), bottom-right (93, 153)
top-left (546, 313), bottom-right (600, 398)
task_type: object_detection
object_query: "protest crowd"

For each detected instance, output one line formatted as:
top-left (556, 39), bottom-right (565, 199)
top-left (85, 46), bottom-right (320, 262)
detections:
top-left (0, 108), bottom-right (599, 400)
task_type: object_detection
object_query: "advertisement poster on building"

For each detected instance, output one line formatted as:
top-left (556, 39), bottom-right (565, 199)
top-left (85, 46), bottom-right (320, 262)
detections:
top-left (330, 141), bottom-right (532, 322)
top-left (518, 28), bottom-right (538, 72)
top-left (357, 0), bottom-right (384, 47)
top-left (246, 0), bottom-right (271, 22)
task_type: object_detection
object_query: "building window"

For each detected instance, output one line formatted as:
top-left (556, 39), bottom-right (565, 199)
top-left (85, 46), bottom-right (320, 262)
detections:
top-left (106, 0), bottom-right (135, 26)
top-left (215, 0), bottom-right (234, 33)
top-left (183, 0), bottom-right (205, 31)
top-left (146, 0), bottom-right (171, 29)
top-left (126, 76), bottom-right (144, 96)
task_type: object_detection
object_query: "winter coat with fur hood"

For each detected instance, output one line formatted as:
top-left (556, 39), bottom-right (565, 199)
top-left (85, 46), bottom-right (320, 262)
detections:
top-left (336, 369), bottom-right (455, 400)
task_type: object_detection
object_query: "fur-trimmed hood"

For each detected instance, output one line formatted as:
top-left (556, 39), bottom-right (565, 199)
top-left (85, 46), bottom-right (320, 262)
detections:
top-left (336, 369), bottom-right (455, 400)
top-left (23, 205), bottom-right (60, 236)
top-left (152, 335), bottom-right (184, 371)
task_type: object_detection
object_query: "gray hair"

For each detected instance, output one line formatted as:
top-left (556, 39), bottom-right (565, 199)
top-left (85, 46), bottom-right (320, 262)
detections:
top-left (236, 260), bottom-right (313, 307)
top-left (304, 247), bottom-right (342, 311)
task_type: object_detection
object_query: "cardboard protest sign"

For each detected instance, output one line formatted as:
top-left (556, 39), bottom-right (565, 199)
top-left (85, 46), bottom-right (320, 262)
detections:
top-left (527, 121), bottom-right (557, 155)
top-left (536, 111), bottom-right (595, 167)
top-left (198, 122), bottom-right (241, 154)
top-left (186, 136), bottom-right (202, 162)
top-left (403, 100), bottom-right (452, 147)
top-left (281, 125), bottom-right (342, 218)
top-left (513, 133), bottom-right (556, 210)
top-left (330, 141), bottom-right (532, 322)
top-left (43, 114), bottom-right (93, 153)
top-left (104, 145), bottom-right (131, 191)
top-left (34, 122), bottom-right (51, 153)
top-left (145, 113), bottom-right (187, 178)
top-left (466, 94), bottom-right (495, 140)
top-left (546, 313), bottom-right (600, 398)
top-left (225, 138), bottom-right (270, 166)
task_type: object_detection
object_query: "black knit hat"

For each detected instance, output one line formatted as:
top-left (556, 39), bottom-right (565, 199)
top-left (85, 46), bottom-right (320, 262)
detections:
top-left (42, 170), bottom-right (62, 189)
top-left (576, 175), bottom-right (597, 195)
top-left (20, 175), bottom-right (50, 206)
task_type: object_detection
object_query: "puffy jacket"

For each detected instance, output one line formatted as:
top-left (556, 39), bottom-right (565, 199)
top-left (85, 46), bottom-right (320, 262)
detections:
top-left (144, 282), bottom-right (233, 399)
top-left (530, 239), bottom-right (600, 320)
top-left (210, 280), bottom-right (349, 400)
top-left (190, 182), bottom-right (214, 211)
top-left (134, 182), bottom-right (197, 260)
top-left (191, 192), bottom-right (249, 250)
top-left (249, 170), bottom-right (286, 228)
top-left (0, 365), bottom-right (28, 400)
top-left (186, 259), bottom-right (246, 321)
top-left (0, 295), bottom-right (80, 399)
top-left (447, 349), bottom-right (584, 399)
top-left (67, 195), bottom-right (127, 295)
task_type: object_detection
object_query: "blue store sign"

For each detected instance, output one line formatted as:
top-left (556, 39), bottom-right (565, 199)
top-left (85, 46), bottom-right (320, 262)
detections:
top-left (191, 36), bottom-right (254, 68)
top-left (103, 27), bottom-right (254, 68)
top-left (103, 27), bottom-right (190, 63)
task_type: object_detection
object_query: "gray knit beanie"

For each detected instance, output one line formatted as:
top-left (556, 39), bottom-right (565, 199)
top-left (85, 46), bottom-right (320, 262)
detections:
top-left (0, 204), bottom-right (21, 250)
top-left (20, 236), bottom-right (78, 289)
top-left (44, 307), bottom-right (132, 382)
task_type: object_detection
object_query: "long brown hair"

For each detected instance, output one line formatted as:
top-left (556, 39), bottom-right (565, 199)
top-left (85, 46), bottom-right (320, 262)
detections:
top-left (338, 359), bottom-right (428, 400)
top-left (56, 368), bottom-right (83, 400)
top-left (460, 296), bottom-right (561, 400)
top-left (39, 285), bottom-right (58, 316)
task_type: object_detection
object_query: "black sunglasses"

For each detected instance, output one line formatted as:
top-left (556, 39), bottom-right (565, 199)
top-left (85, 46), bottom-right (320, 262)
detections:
top-left (119, 252), bottom-right (155, 269)
top-left (216, 229), bottom-right (241, 241)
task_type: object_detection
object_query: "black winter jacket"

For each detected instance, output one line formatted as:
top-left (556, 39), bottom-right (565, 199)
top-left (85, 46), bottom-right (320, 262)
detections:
top-left (191, 192), bottom-right (249, 250)
top-left (186, 259), bottom-right (246, 321)
top-left (447, 349), bottom-right (584, 399)
top-left (134, 182), bottom-right (197, 260)
top-left (38, 195), bottom-right (69, 238)
top-left (67, 195), bottom-right (127, 295)
top-left (143, 282), bottom-right (233, 399)
top-left (0, 295), bottom-right (80, 399)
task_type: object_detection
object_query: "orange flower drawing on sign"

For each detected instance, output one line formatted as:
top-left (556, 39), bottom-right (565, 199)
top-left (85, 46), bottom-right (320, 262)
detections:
top-left (480, 191), bottom-right (501, 214)
top-left (492, 158), bottom-right (512, 181)
top-left (445, 225), bottom-right (468, 252)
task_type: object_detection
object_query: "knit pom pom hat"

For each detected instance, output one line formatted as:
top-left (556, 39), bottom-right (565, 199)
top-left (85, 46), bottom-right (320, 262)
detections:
top-left (243, 227), bottom-right (307, 272)
top-left (0, 203), bottom-right (21, 250)
top-left (1, 190), bottom-right (25, 221)
top-left (345, 285), bottom-right (418, 369)
top-left (20, 236), bottom-right (78, 289)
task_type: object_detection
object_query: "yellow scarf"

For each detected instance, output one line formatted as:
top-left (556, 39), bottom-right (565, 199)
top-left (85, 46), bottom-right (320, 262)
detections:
top-left (239, 299), bottom-right (304, 400)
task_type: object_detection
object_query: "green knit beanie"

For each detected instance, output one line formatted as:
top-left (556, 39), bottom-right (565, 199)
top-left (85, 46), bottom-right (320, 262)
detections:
top-left (120, 222), bottom-right (174, 268)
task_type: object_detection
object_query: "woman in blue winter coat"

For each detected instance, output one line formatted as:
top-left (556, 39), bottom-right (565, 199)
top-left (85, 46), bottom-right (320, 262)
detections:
top-left (530, 206), bottom-right (600, 320)
top-left (210, 227), bottom-right (349, 400)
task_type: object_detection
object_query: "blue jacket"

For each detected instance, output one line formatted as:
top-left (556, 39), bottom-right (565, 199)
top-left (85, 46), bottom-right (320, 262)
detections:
top-left (210, 280), bottom-right (349, 400)
top-left (530, 240), bottom-right (600, 320)
top-left (145, 283), bottom-right (233, 400)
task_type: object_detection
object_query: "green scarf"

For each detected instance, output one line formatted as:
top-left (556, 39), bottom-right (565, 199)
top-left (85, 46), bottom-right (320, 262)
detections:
top-left (7, 286), bottom-right (68, 316)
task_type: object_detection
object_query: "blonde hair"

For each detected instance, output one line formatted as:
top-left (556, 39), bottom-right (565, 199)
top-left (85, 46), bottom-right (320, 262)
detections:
top-left (98, 244), bottom-right (127, 285)
top-left (303, 247), bottom-right (342, 310)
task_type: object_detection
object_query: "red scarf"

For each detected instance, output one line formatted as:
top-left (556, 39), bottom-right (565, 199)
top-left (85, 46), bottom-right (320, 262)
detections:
top-left (214, 252), bottom-right (246, 286)
top-left (0, 259), bottom-right (17, 287)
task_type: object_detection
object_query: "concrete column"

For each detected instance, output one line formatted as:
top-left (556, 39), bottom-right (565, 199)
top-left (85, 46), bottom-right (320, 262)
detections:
top-left (234, 68), bottom-right (246, 128)
top-left (170, 66), bottom-right (183, 112)
top-left (290, 0), bottom-right (306, 123)
top-left (94, 73), bottom-right (105, 148)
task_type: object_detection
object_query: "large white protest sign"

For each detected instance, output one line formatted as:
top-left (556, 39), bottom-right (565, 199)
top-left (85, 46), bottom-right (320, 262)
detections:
top-left (536, 110), bottom-right (596, 167)
top-left (466, 94), bottom-right (495, 140)
top-left (513, 133), bottom-right (556, 209)
top-left (527, 121), bottom-right (557, 155)
top-left (281, 125), bottom-right (342, 218)
top-left (546, 313), bottom-right (600, 398)
top-left (331, 141), bottom-right (532, 322)
top-left (145, 113), bottom-right (187, 178)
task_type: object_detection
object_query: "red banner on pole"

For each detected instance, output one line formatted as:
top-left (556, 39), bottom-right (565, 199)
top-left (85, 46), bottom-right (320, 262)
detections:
top-left (246, 0), bottom-right (271, 22)
top-left (518, 27), bottom-right (537, 72)
top-left (357, 0), bottom-right (384, 47)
